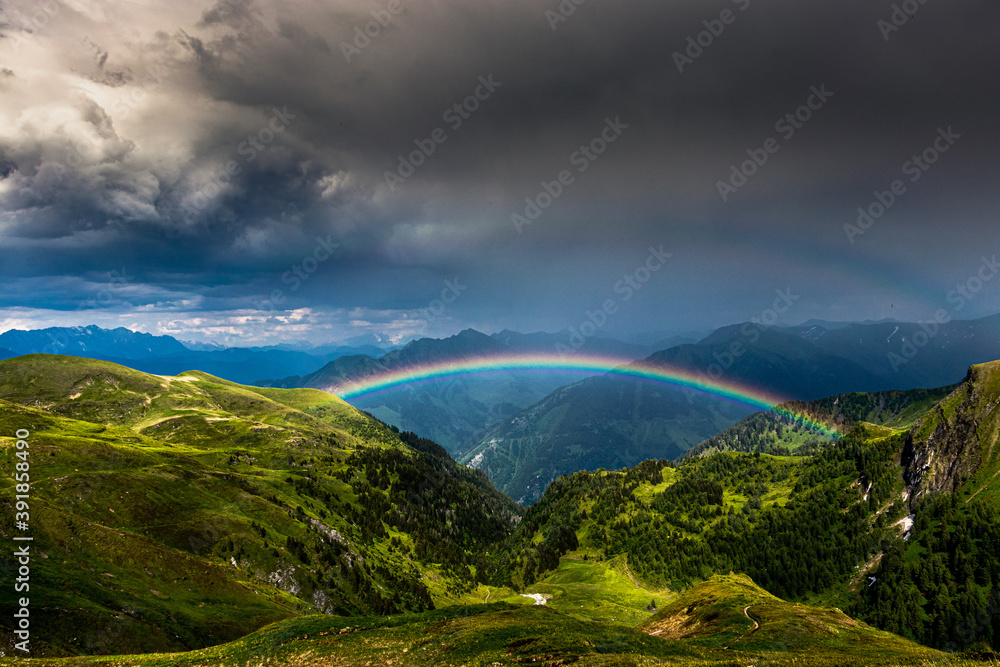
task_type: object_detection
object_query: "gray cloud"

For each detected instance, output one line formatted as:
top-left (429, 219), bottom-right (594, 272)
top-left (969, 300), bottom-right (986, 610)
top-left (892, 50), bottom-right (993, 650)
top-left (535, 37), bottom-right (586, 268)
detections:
top-left (1, 0), bottom-right (998, 343)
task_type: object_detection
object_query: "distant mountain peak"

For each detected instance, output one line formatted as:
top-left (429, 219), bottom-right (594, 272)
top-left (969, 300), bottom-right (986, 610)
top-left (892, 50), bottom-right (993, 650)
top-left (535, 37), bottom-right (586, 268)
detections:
top-left (0, 325), bottom-right (190, 358)
top-left (454, 328), bottom-right (493, 340)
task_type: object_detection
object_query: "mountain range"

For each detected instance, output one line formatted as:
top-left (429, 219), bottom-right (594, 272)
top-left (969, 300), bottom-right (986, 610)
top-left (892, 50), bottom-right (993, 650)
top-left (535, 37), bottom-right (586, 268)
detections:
top-left (5, 316), bottom-right (999, 507)
top-left (462, 315), bottom-right (1000, 503)
top-left (0, 325), bottom-right (387, 385)
top-left (257, 328), bottom-right (658, 454)
top-left (2, 352), bottom-right (999, 663)
top-left (492, 359), bottom-right (1000, 654)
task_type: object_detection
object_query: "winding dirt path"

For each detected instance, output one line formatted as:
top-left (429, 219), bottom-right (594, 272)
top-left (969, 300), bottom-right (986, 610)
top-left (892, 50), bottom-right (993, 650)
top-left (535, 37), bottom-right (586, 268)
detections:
top-left (621, 558), bottom-right (642, 589)
top-left (723, 604), bottom-right (761, 649)
top-left (744, 605), bottom-right (759, 631)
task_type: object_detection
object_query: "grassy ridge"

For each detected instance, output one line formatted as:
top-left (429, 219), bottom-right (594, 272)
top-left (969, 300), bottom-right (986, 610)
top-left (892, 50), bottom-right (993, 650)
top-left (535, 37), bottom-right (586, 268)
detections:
top-left (511, 555), bottom-right (674, 626)
top-left (639, 573), bottom-right (941, 661)
top-left (2, 354), bottom-right (999, 664)
top-left (494, 362), bottom-right (1000, 654)
top-left (0, 577), bottom-right (962, 667)
top-left (0, 399), bottom-right (305, 654)
top-left (686, 384), bottom-right (957, 458)
top-left (846, 362), bottom-right (1000, 651)
top-left (0, 355), bottom-right (521, 656)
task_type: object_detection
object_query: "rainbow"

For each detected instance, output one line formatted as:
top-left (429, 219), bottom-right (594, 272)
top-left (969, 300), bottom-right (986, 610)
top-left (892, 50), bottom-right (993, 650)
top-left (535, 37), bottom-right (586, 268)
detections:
top-left (330, 353), bottom-right (840, 439)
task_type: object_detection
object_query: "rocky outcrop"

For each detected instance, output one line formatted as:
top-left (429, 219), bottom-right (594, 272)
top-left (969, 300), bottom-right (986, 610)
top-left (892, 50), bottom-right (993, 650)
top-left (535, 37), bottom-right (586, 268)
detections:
top-left (900, 362), bottom-right (1000, 506)
top-left (263, 565), bottom-right (301, 597)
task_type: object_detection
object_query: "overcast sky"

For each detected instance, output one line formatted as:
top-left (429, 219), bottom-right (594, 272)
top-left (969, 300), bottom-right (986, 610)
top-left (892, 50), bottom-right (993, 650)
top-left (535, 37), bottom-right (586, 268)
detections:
top-left (0, 0), bottom-right (997, 346)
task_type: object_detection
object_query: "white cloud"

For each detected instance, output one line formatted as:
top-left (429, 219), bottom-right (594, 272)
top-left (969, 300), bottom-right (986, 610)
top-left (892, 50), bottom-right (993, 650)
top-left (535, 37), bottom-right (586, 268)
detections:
top-left (0, 302), bottom-right (449, 346)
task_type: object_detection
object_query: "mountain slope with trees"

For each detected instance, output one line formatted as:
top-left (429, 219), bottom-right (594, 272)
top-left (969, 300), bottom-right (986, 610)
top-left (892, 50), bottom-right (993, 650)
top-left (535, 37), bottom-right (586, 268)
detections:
top-left (0, 354), bottom-right (521, 656)
top-left (271, 329), bottom-right (650, 454)
top-left (2, 354), bottom-right (1000, 663)
top-left (686, 384), bottom-right (958, 458)
top-left (463, 318), bottom-right (1000, 505)
top-left (492, 360), bottom-right (1000, 653)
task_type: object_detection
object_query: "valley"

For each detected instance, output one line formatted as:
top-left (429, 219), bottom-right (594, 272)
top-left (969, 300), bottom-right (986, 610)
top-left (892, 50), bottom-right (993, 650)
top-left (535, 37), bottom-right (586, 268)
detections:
top-left (1, 336), bottom-right (999, 664)
top-left (4, 3), bottom-right (996, 663)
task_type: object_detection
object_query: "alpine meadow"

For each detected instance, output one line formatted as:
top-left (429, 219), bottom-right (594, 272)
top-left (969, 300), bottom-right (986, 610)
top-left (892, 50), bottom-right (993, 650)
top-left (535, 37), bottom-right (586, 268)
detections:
top-left (2, 0), bottom-right (1000, 665)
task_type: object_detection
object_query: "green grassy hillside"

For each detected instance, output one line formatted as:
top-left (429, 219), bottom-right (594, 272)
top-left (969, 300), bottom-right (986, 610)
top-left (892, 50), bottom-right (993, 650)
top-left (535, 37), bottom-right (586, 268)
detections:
top-left (0, 355), bottom-right (522, 656)
top-left (493, 447), bottom-right (890, 601)
top-left (3, 354), bottom-right (1000, 665)
top-left (639, 573), bottom-right (942, 661)
top-left (848, 362), bottom-right (1000, 651)
top-left (686, 384), bottom-right (957, 459)
top-left (490, 362), bottom-right (1000, 654)
top-left (0, 577), bottom-right (961, 667)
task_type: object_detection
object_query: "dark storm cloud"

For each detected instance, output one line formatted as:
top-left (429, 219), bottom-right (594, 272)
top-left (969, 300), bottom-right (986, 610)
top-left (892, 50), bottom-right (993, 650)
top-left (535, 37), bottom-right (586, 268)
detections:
top-left (0, 0), bottom-right (998, 342)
